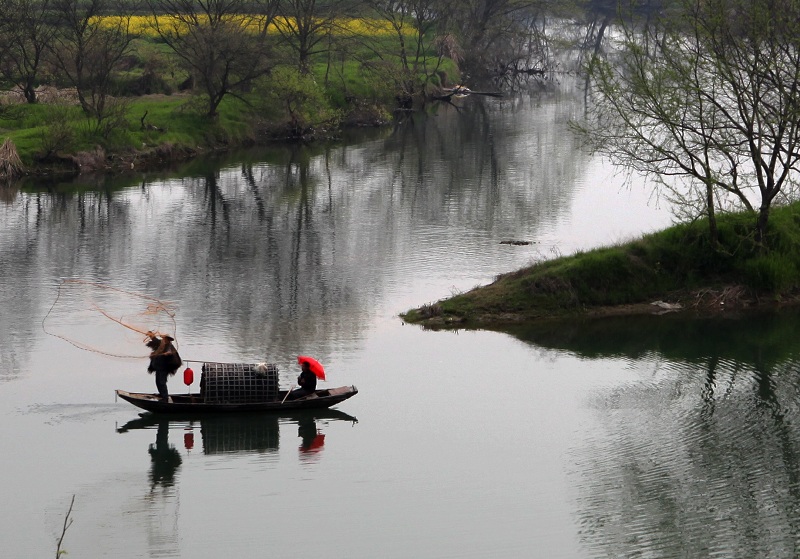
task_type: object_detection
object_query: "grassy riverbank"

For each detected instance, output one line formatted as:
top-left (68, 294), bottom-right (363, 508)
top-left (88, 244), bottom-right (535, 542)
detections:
top-left (0, 27), bottom-right (458, 178)
top-left (401, 203), bottom-right (800, 327)
top-left (0, 79), bottom-right (397, 176)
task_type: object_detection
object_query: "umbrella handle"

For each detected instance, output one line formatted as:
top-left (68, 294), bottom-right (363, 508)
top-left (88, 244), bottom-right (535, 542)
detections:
top-left (281, 385), bottom-right (296, 404)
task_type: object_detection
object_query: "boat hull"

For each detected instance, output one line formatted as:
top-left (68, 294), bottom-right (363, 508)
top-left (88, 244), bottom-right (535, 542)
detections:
top-left (116, 386), bottom-right (358, 414)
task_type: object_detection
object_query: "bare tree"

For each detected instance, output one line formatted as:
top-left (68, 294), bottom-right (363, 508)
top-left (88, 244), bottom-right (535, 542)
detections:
top-left (0, 0), bottom-right (57, 103)
top-left (49, 0), bottom-right (136, 126)
top-left (272, 0), bottom-right (364, 73)
top-left (574, 0), bottom-right (800, 247)
top-left (365, 0), bottom-right (452, 104)
top-left (148, 0), bottom-right (279, 117)
top-left (447, 0), bottom-right (549, 82)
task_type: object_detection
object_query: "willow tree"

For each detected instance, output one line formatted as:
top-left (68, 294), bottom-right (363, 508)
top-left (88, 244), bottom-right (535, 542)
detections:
top-left (574, 0), bottom-right (800, 247)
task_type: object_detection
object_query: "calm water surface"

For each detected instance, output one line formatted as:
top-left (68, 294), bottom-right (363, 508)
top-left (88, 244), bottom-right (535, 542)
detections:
top-left (3, 83), bottom-right (800, 558)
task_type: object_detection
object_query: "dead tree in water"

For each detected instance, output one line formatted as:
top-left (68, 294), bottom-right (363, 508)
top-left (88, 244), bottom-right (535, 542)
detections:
top-left (432, 85), bottom-right (503, 102)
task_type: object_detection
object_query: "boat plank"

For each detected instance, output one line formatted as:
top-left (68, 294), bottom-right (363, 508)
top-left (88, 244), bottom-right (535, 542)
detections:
top-left (115, 386), bottom-right (358, 415)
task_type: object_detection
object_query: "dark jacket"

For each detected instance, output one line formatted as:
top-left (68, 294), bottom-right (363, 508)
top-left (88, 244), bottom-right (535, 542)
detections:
top-left (297, 369), bottom-right (317, 392)
top-left (147, 341), bottom-right (182, 375)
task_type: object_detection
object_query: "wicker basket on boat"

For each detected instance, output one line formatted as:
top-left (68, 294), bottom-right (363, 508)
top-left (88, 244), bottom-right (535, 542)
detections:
top-left (201, 362), bottom-right (279, 403)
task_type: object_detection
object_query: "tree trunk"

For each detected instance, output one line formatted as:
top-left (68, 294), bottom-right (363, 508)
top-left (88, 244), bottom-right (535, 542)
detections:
top-left (23, 80), bottom-right (37, 104)
top-left (206, 95), bottom-right (222, 118)
top-left (706, 182), bottom-right (718, 247)
top-left (756, 204), bottom-right (770, 249)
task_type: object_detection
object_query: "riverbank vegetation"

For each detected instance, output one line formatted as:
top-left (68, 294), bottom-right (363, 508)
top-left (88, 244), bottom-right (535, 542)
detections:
top-left (401, 202), bottom-right (800, 326)
top-left (0, 0), bottom-right (569, 178)
top-left (574, 0), bottom-right (800, 249)
top-left (5, 0), bottom-right (800, 327)
top-left (402, 0), bottom-right (800, 327)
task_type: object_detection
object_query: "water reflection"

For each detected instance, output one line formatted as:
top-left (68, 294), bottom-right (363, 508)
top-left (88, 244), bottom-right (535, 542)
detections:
top-left (111, 410), bottom-right (355, 558)
top-left (503, 310), bottom-right (800, 365)
top-left (297, 415), bottom-right (326, 462)
top-left (0, 87), bottom-right (595, 371)
top-left (501, 311), bottom-right (800, 558)
top-left (2, 84), bottom-right (691, 558)
top-left (147, 420), bottom-right (182, 488)
top-left (117, 409), bottom-right (357, 459)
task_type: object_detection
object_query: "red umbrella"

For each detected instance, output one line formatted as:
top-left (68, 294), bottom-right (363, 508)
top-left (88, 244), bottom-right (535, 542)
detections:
top-left (297, 355), bottom-right (326, 380)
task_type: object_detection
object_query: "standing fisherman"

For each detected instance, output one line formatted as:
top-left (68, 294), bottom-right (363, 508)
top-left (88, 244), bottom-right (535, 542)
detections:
top-left (145, 333), bottom-right (182, 401)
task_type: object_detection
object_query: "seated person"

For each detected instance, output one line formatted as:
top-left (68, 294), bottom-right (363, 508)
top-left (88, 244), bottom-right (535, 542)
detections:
top-left (286, 360), bottom-right (317, 400)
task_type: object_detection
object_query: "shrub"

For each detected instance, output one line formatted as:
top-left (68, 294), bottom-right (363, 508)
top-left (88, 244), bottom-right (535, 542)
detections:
top-left (255, 67), bottom-right (341, 137)
top-left (38, 105), bottom-right (76, 157)
top-left (743, 254), bottom-right (797, 293)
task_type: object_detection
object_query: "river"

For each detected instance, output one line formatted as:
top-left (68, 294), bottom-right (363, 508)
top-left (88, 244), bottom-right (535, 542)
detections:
top-left (2, 81), bottom-right (800, 558)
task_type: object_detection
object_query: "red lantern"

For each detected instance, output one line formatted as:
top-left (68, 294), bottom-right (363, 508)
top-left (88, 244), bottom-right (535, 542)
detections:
top-left (183, 367), bottom-right (194, 386)
top-left (184, 432), bottom-right (194, 450)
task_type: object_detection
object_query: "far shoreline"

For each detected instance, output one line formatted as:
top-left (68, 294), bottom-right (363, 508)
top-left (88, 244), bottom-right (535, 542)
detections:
top-left (1, 89), bottom-right (397, 182)
top-left (399, 205), bottom-right (800, 330)
top-left (401, 287), bottom-right (800, 330)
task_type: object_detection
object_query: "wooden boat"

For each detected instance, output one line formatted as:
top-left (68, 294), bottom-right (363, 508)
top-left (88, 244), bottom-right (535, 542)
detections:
top-left (116, 385), bottom-right (358, 414)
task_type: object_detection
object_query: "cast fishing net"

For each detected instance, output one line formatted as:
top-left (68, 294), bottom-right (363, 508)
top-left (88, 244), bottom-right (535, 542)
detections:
top-left (43, 279), bottom-right (179, 359)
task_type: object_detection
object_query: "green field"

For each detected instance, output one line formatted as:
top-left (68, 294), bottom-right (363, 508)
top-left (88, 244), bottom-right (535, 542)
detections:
top-left (0, 17), bottom-right (459, 173)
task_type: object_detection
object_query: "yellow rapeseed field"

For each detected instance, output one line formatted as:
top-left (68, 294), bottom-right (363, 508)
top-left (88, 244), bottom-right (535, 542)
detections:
top-left (95, 15), bottom-right (412, 37)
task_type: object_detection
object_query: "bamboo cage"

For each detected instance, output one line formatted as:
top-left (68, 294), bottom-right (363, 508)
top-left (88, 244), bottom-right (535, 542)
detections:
top-left (201, 363), bottom-right (280, 404)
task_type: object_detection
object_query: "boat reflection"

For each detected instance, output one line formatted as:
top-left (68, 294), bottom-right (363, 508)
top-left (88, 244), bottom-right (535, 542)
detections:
top-left (117, 409), bottom-right (358, 485)
top-left (297, 414), bottom-right (327, 463)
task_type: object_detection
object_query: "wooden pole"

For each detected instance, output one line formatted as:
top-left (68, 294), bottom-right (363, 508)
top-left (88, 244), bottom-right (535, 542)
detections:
top-left (281, 385), bottom-right (296, 404)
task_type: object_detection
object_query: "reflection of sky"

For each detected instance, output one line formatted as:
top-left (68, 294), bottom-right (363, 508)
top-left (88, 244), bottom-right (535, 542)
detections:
top-left (571, 356), bottom-right (800, 559)
top-left (0, 85), bottom-right (673, 378)
top-left (0, 86), bottom-right (683, 558)
top-left (549, 156), bottom-right (672, 254)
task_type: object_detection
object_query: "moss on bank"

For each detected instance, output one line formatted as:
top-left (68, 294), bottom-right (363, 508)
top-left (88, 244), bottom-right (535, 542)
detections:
top-left (401, 204), bottom-right (800, 327)
top-left (0, 89), bottom-right (395, 178)
top-left (0, 56), bottom-right (453, 177)
top-left (0, 14), bottom-right (463, 177)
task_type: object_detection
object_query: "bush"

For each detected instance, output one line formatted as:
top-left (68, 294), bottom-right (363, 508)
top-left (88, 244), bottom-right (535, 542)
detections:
top-left (255, 67), bottom-right (341, 137)
top-left (38, 105), bottom-right (76, 156)
top-left (117, 70), bottom-right (174, 96)
top-left (743, 254), bottom-right (798, 292)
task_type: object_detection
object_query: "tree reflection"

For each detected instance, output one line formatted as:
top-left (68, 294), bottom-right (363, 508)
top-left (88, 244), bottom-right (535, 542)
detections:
top-left (502, 311), bottom-right (800, 557)
top-left (0, 87), bottom-right (593, 373)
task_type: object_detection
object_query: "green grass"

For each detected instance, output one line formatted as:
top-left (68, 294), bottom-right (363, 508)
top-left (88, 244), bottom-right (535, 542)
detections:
top-left (1, 95), bottom-right (208, 164)
top-left (314, 54), bottom-right (460, 108)
top-left (401, 204), bottom-right (800, 325)
top-left (0, 26), bottom-right (460, 171)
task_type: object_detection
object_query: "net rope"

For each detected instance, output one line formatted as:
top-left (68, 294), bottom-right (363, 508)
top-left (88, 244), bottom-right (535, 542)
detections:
top-left (42, 279), bottom-right (180, 359)
top-left (42, 279), bottom-right (277, 366)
